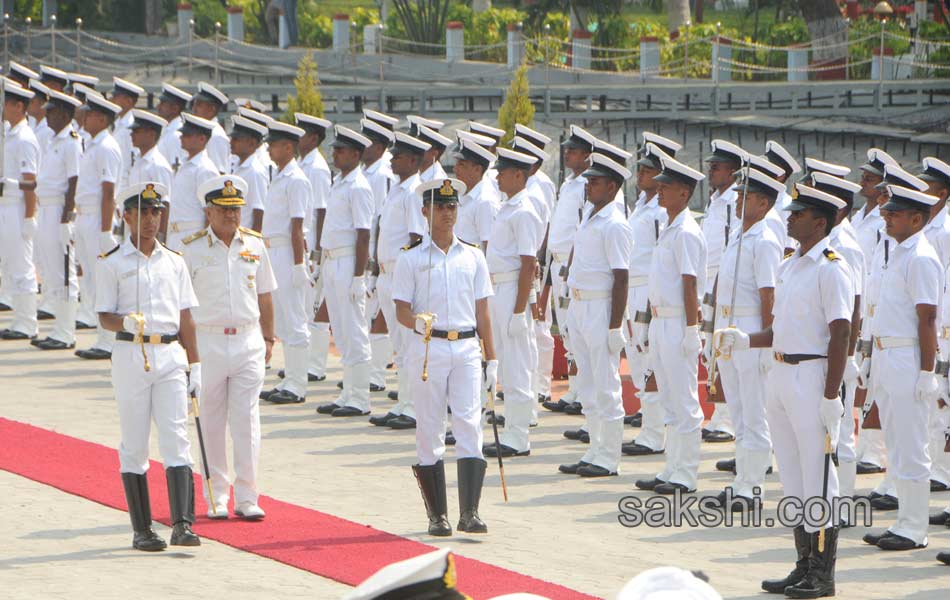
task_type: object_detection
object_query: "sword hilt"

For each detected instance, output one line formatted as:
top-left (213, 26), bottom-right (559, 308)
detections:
top-left (417, 313), bottom-right (435, 381)
top-left (132, 313), bottom-right (150, 372)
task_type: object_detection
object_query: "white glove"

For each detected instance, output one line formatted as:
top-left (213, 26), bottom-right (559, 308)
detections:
top-left (939, 375), bottom-right (950, 409)
top-left (292, 263), bottom-right (310, 288)
top-left (701, 334), bottom-right (713, 366)
top-left (819, 395), bottom-right (843, 448)
top-left (561, 330), bottom-right (571, 354)
top-left (916, 370), bottom-right (940, 405)
top-left (508, 312), bottom-right (528, 338)
top-left (21, 216), bottom-right (37, 241)
top-left (349, 275), bottom-right (366, 302)
top-left (122, 312), bottom-right (145, 335)
top-left (59, 222), bottom-right (74, 248)
top-left (681, 324), bottom-right (701, 358)
top-left (759, 349), bottom-right (774, 375)
top-left (483, 359), bottom-right (498, 392)
top-left (414, 313), bottom-right (436, 335)
top-left (856, 356), bottom-right (872, 389)
top-left (632, 322), bottom-right (649, 349)
top-left (310, 262), bottom-right (321, 283)
top-left (843, 356), bottom-right (860, 385)
top-left (607, 328), bottom-right (625, 355)
top-left (712, 327), bottom-right (750, 359)
top-left (98, 230), bottom-right (116, 253)
top-left (188, 362), bottom-right (202, 399)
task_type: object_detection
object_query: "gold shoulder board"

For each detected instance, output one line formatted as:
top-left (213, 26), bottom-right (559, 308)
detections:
top-left (98, 244), bottom-right (120, 259)
top-left (822, 248), bottom-right (839, 261)
top-left (182, 229), bottom-right (209, 245)
top-left (239, 226), bottom-right (263, 238)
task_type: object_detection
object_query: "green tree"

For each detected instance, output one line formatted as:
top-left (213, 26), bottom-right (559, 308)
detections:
top-left (497, 61), bottom-right (534, 146)
top-left (283, 51), bottom-right (324, 123)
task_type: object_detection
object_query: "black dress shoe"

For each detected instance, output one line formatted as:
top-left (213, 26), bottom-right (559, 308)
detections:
top-left (634, 477), bottom-right (664, 491)
top-left (132, 529), bottom-right (167, 552)
top-left (713, 490), bottom-right (755, 512)
top-left (336, 381), bottom-right (344, 389)
top-left (930, 511), bottom-right (950, 526)
top-left (75, 320), bottom-right (95, 329)
top-left (564, 401), bottom-right (584, 415)
top-left (170, 522), bottom-right (200, 546)
top-left (563, 429), bottom-right (587, 441)
top-left (37, 338), bottom-right (75, 350)
top-left (77, 348), bottom-right (111, 359)
top-left (856, 461), bottom-right (885, 474)
top-left (370, 383), bottom-right (386, 392)
top-left (932, 479), bottom-right (950, 492)
top-left (486, 412), bottom-right (505, 426)
top-left (369, 412), bottom-right (398, 427)
top-left (388, 415), bottom-right (417, 429)
top-left (278, 369), bottom-right (285, 379)
top-left (878, 533), bottom-right (926, 551)
top-left (578, 464), bottom-right (618, 477)
top-left (655, 482), bottom-right (696, 495)
top-left (867, 491), bottom-right (882, 500)
top-left (259, 388), bottom-right (281, 401)
top-left (579, 432), bottom-right (590, 444)
top-left (537, 393), bottom-right (550, 404)
top-left (30, 336), bottom-right (48, 347)
top-left (0, 302), bottom-right (10, 311)
top-left (625, 412), bottom-right (642, 427)
top-left (279, 369), bottom-right (325, 382)
top-left (871, 494), bottom-right (899, 511)
top-left (863, 530), bottom-right (894, 546)
top-left (268, 390), bottom-right (305, 404)
top-left (387, 390), bottom-right (398, 401)
top-left (316, 402), bottom-right (340, 414)
top-left (36, 309), bottom-right (55, 320)
top-left (483, 443), bottom-right (528, 457)
top-left (445, 431), bottom-right (456, 446)
top-left (0, 329), bottom-right (33, 340)
top-left (558, 461), bottom-right (590, 474)
top-left (703, 430), bottom-right (735, 443)
top-left (716, 458), bottom-right (737, 473)
top-left (938, 552), bottom-right (950, 565)
top-left (331, 406), bottom-right (370, 417)
top-left (542, 398), bottom-right (569, 412)
top-left (622, 442), bottom-right (663, 456)
top-left (496, 391), bottom-right (504, 402)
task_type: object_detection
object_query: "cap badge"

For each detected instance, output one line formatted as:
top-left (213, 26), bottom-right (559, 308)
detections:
top-left (222, 180), bottom-right (238, 197)
top-left (439, 180), bottom-right (455, 196)
top-left (142, 184), bottom-right (158, 200)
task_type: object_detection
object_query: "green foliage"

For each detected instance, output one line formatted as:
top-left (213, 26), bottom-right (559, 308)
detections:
top-left (283, 52), bottom-right (324, 122)
top-left (189, 0), bottom-right (227, 37)
top-left (591, 15), bottom-right (638, 72)
top-left (497, 62), bottom-right (534, 147)
top-left (847, 16), bottom-right (912, 80)
top-left (299, 3), bottom-right (334, 48)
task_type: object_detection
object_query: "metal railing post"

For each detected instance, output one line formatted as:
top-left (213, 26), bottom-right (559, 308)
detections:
top-left (214, 21), bottom-right (221, 85)
top-left (683, 21), bottom-right (690, 83)
top-left (26, 17), bottom-right (32, 59)
top-left (188, 19), bottom-right (194, 80)
top-left (2, 13), bottom-right (8, 68)
top-left (75, 18), bottom-right (82, 71)
top-left (50, 13), bottom-right (56, 66)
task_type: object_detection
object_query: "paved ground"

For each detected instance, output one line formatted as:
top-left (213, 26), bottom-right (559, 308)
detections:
top-left (2, 311), bottom-right (950, 599)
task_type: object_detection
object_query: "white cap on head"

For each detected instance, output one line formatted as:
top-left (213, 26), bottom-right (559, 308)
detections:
top-left (860, 147), bottom-right (899, 177)
top-left (512, 136), bottom-right (549, 162)
top-left (641, 132), bottom-right (682, 157)
top-left (363, 108), bottom-right (400, 130)
top-left (68, 72), bottom-right (99, 88)
top-left (160, 82), bottom-right (192, 105)
top-left (266, 121), bottom-right (306, 142)
top-left (593, 138), bottom-right (633, 164)
top-left (514, 123), bottom-right (551, 149)
top-left (407, 114), bottom-right (445, 132)
top-left (803, 157), bottom-right (850, 178)
top-left (130, 109), bottom-right (168, 131)
top-left (920, 156), bottom-right (950, 187)
top-left (583, 153), bottom-right (633, 182)
top-left (469, 121), bottom-right (505, 141)
top-left (789, 184), bottom-right (847, 212)
top-left (764, 140), bottom-right (801, 177)
top-left (636, 142), bottom-right (673, 170)
top-left (707, 139), bottom-right (748, 165)
top-left (4, 77), bottom-right (36, 100)
top-left (234, 97), bottom-right (267, 112)
top-left (295, 113), bottom-right (332, 133)
top-left (39, 64), bottom-right (69, 85)
top-left (342, 548), bottom-right (465, 600)
top-left (417, 125), bottom-right (452, 151)
top-left (736, 167), bottom-right (786, 200)
top-left (561, 124), bottom-right (597, 152)
top-left (85, 93), bottom-right (122, 116)
top-left (331, 125), bottom-right (372, 150)
top-left (197, 174), bottom-right (249, 207)
top-left (416, 177), bottom-right (467, 202)
top-left (238, 106), bottom-right (274, 126)
top-left (882, 185), bottom-right (940, 211)
top-left (360, 118), bottom-right (396, 145)
top-left (391, 131), bottom-right (431, 155)
top-left (181, 112), bottom-right (217, 135)
top-left (195, 81), bottom-right (229, 107)
top-left (878, 163), bottom-right (927, 192)
top-left (45, 89), bottom-right (83, 110)
top-left (809, 171), bottom-right (861, 206)
top-left (453, 137), bottom-right (495, 168)
top-left (230, 115), bottom-right (268, 139)
top-left (8, 61), bottom-right (39, 82)
top-left (616, 567), bottom-right (721, 600)
top-left (655, 156), bottom-right (705, 186)
top-left (457, 129), bottom-right (495, 148)
top-left (495, 147), bottom-right (538, 171)
top-left (112, 76), bottom-right (145, 98)
top-left (747, 154), bottom-right (785, 180)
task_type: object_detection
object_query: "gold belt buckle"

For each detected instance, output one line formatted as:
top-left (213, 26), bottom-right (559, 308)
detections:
top-left (651, 306), bottom-right (659, 317)
top-left (868, 304), bottom-right (875, 317)
top-left (721, 306), bottom-right (731, 318)
top-left (447, 330), bottom-right (459, 341)
top-left (875, 337), bottom-right (884, 350)
top-left (942, 326), bottom-right (950, 340)
top-left (773, 351), bottom-right (784, 363)
top-left (572, 289), bottom-right (581, 300)
top-left (148, 334), bottom-right (161, 344)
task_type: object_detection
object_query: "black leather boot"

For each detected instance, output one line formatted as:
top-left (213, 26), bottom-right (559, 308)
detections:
top-left (121, 473), bottom-right (166, 552)
top-left (785, 527), bottom-right (838, 598)
top-left (412, 461), bottom-right (452, 537)
top-left (761, 526), bottom-right (810, 593)
top-left (457, 458), bottom-right (487, 534)
top-left (166, 466), bottom-right (201, 546)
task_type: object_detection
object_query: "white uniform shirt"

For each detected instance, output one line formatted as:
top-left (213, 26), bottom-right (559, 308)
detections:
top-left (455, 179), bottom-right (499, 247)
top-left (169, 150), bottom-right (218, 226)
top-left (113, 110), bottom-right (136, 188)
top-left (181, 227), bottom-right (278, 327)
top-left (393, 236), bottom-right (493, 330)
top-left (924, 207), bottom-right (950, 269)
top-left (2, 119), bottom-right (40, 199)
top-left (548, 172), bottom-right (587, 258)
top-left (299, 147), bottom-right (332, 250)
top-left (702, 184), bottom-right (738, 279)
top-left (321, 166), bottom-right (374, 251)
top-left (261, 159), bottom-right (311, 240)
top-left (869, 230), bottom-right (943, 338)
top-left (230, 154), bottom-right (269, 231)
top-left (36, 125), bottom-right (80, 199)
top-left (648, 209), bottom-right (707, 309)
top-left (206, 121), bottom-right (231, 174)
top-left (715, 219), bottom-right (782, 313)
top-left (32, 116), bottom-right (54, 150)
top-left (486, 189), bottom-right (541, 274)
top-left (524, 177), bottom-right (550, 242)
top-left (567, 203), bottom-right (633, 292)
top-left (127, 146), bottom-right (173, 195)
top-left (95, 239), bottom-right (199, 335)
top-left (532, 171), bottom-right (557, 220)
top-left (376, 173), bottom-right (425, 266)
top-left (364, 156), bottom-right (395, 253)
top-left (829, 219), bottom-right (866, 300)
top-left (764, 206), bottom-right (790, 250)
top-left (76, 129), bottom-right (121, 208)
top-left (419, 161), bottom-right (447, 183)
top-left (772, 236), bottom-right (854, 354)
top-left (157, 115), bottom-right (184, 167)
top-left (851, 203), bottom-right (885, 267)
top-left (628, 192), bottom-right (668, 278)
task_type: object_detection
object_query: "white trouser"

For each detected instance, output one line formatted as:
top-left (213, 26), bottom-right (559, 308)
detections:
top-left (871, 345), bottom-right (931, 544)
top-left (197, 328), bottom-right (265, 506)
top-left (378, 270), bottom-right (413, 417)
top-left (324, 253), bottom-right (371, 366)
top-left (490, 279), bottom-right (534, 453)
top-left (408, 334), bottom-right (484, 465)
top-left (625, 284), bottom-right (664, 451)
top-left (767, 360), bottom-right (839, 533)
top-left (837, 379), bottom-right (859, 497)
top-left (35, 203), bottom-right (78, 302)
top-left (857, 424), bottom-right (887, 467)
top-left (703, 275), bottom-right (733, 435)
top-left (932, 339), bottom-right (950, 486)
top-left (269, 246), bottom-right (311, 396)
top-left (0, 202), bottom-right (39, 335)
top-left (552, 259), bottom-right (579, 402)
top-left (650, 316), bottom-right (703, 489)
top-left (366, 281), bottom-right (388, 388)
top-left (534, 294), bottom-right (554, 398)
top-left (112, 340), bottom-right (193, 474)
top-left (75, 212), bottom-right (113, 350)
top-left (567, 296), bottom-right (624, 473)
top-left (308, 321), bottom-right (330, 377)
top-left (165, 224), bottom-right (202, 253)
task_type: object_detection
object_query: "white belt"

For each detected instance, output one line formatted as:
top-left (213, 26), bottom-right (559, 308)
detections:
top-left (196, 321), bottom-right (258, 335)
top-left (75, 204), bottom-right (100, 215)
top-left (571, 288), bottom-right (610, 301)
top-left (718, 305), bottom-right (758, 318)
top-left (874, 336), bottom-right (916, 350)
top-left (651, 305), bottom-right (685, 318)
top-left (170, 220), bottom-right (203, 233)
top-left (38, 196), bottom-right (66, 207)
top-left (628, 275), bottom-right (648, 288)
top-left (490, 270), bottom-right (520, 285)
top-left (265, 236), bottom-right (293, 249)
top-left (0, 196), bottom-right (21, 206)
top-left (324, 246), bottom-right (355, 260)
top-left (379, 260), bottom-right (396, 274)
top-left (552, 251), bottom-right (570, 263)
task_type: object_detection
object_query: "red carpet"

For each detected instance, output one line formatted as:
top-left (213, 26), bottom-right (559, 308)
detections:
top-left (0, 418), bottom-right (599, 599)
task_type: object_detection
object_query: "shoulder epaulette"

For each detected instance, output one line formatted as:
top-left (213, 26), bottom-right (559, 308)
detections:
top-left (182, 229), bottom-right (208, 245)
top-left (161, 242), bottom-right (182, 256)
top-left (69, 130), bottom-right (78, 139)
top-left (784, 248), bottom-right (795, 259)
top-left (460, 239), bottom-right (480, 249)
top-left (239, 226), bottom-right (263, 238)
top-left (401, 238), bottom-right (423, 251)
top-left (823, 248), bottom-right (840, 261)
top-left (98, 244), bottom-right (120, 259)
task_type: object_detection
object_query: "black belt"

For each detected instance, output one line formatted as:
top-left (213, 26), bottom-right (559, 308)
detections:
top-left (773, 352), bottom-right (826, 365)
top-left (426, 328), bottom-right (477, 341)
top-left (116, 332), bottom-right (179, 344)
